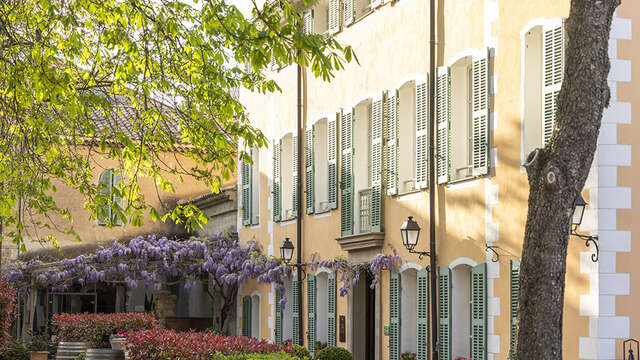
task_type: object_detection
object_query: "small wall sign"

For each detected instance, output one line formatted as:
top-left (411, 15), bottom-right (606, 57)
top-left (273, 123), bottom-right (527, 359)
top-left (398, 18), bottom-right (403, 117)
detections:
top-left (339, 315), bottom-right (346, 343)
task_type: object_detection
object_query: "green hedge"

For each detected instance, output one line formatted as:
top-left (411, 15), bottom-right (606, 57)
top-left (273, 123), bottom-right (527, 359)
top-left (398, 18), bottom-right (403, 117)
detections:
top-left (209, 352), bottom-right (298, 360)
top-left (314, 346), bottom-right (353, 360)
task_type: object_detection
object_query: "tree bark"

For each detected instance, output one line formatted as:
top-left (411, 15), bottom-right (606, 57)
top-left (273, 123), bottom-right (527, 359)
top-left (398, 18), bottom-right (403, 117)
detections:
top-left (516, 0), bottom-right (619, 358)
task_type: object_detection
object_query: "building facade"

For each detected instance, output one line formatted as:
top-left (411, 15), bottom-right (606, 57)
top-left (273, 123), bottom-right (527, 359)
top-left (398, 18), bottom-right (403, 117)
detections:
top-left (237, 0), bottom-right (639, 359)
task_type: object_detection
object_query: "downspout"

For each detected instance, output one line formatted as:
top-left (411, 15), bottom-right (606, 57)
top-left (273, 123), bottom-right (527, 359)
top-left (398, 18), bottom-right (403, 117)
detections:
top-left (296, 54), bottom-right (304, 346)
top-left (428, 0), bottom-right (438, 358)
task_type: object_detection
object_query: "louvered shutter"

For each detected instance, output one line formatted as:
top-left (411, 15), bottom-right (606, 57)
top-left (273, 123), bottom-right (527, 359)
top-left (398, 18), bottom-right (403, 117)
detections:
top-left (98, 169), bottom-right (113, 226)
top-left (417, 268), bottom-right (430, 360)
top-left (292, 275), bottom-right (300, 345)
top-left (371, 0), bottom-right (382, 9)
top-left (438, 266), bottom-right (451, 360)
top-left (436, 67), bottom-right (451, 184)
top-left (389, 270), bottom-right (401, 360)
top-left (471, 263), bottom-right (487, 360)
top-left (306, 126), bottom-right (315, 214)
top-left (328, 0), bottom-right (340, 34)
top-left (303, 9), bottom-right (314, 35)
top-left (385, 90), bottom-right (399, 196)
top-left (242, 160), bottom-right (251, 226)
top-left (344, 0), bottom-right (354, 26)
top-left (275, 290), bottom-right (283, 345)
top-left (371, 95), bottom-right (384, 232)
top-left (328, 272), bottom-right (337, 347)
top-left (328, 114), bottom-right (339, 209)
top-left (293, 135), bottom-right (299, 218)
top-left (242, 295), bottom-right (252, 338)
top-left (472, 49), bottom-right (490, 176)
top-left (112, 172), bottom-right (123, 225)
top-left (307, 274), bottom-right (317, 354)
top-left (340, 108), bottom-right (354, 236)
top-left (416, 77), bottom-right (429, 189)
top-left (273, 140), bottom-right (282, 222)
top-left (542, 20), bottom-right (565, 145)
top-left (510, 260), bottom-right (521, 360)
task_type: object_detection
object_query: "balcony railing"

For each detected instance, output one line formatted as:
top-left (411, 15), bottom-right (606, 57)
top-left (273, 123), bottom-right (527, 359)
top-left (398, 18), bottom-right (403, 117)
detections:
top-left (359, 188), bottom-right (372, 234)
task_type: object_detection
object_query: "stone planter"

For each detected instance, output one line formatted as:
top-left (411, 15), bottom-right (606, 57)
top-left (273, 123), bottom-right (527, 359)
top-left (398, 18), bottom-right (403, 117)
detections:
top-left (86, 349), bottom-right (125, 360)
top-left (109, 337), bottom-right (127, 351)
top-left (30, 351), bottom-right (49, 360)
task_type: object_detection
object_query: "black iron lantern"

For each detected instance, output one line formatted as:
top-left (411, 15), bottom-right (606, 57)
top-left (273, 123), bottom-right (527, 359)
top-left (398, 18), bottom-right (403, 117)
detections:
top-left (572, 194), bottom-right (587, 226)
top-left (401, 216), bottom-right (422, 251)
top-left (280, 237), bottom-right (295, 264)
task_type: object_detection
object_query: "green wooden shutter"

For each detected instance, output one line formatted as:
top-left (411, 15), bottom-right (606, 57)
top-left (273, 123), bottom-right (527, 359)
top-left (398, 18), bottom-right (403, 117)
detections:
top-left (111, 172), bottom-right (123, 225)
top-left (417, 268), bottom-right (430, 360)
top-left (275, 290), bottom-right (283, 345)
top-left (371, 94), bottom-right (384, 232)
top-left (273, 139), bottom-right (282, 222)
top-left (242, 160), bottom-right (251, 226)
top-left (328, 0), bottom-right (340, 34)
top-left (389, 270), bottom-right (401, 360)
top-left (306, 126), bottom-right (315, 214)
top-left (438, 266), bottom-right (451, 360)
top-left (242, 295), bottom-right (252, 338)
top-left (292, 275), bottom-right (300, 345)
top-left (340, 108), bottom-right (354, 236)
top-left (472, 49), bottom-right (490, 176)
top-left (307, 274), bottom-right (317, 354)
top-left (98, 169), bottom-right (113, 226)
top-left (328, 114), bottom-right (339, 209)
top-left (327, 272), bottom-right (337, 347)
top-left (510, 260), bottom-right (521, 360)
top-left (416, 77), bottom-right (429, 189)
top-left (436, 67), bottom-right (451, 184)
top-left (293, 135), bottom-right (299, 218)
top-left (542, 20), bottom-right (565, 145)
top-left (471, 263), bottom-right (487, 360)
top-left (344, 0), bottom-right (354, 26)
top-left (303, 9), bottom-right (314, 34)
top-left (385, 90), bottom-right (399, 196)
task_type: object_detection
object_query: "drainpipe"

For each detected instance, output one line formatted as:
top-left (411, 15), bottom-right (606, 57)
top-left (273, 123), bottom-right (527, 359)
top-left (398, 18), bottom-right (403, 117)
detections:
top-left (428, 0), bottom-right (439, 358)
top-left (296, 54), bottom-right (304, 346)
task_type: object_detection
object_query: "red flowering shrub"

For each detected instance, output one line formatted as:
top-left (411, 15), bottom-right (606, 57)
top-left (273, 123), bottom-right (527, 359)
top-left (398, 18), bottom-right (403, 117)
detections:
top-left (0, 280), bottom-right (17, 351)
top-left (126, 329), bottom-right (294, 360)
top-left (52, 313), bottom-right (159, 348)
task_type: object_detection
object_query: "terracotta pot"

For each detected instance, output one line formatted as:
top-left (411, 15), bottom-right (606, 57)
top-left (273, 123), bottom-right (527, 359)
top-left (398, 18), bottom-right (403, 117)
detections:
top-left (109, 337), bottom-right (127, 351)
top-left (30, 351), bottom-right (49, 360)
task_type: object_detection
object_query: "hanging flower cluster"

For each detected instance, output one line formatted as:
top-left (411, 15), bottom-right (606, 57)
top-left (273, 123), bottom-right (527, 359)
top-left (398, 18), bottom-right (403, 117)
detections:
top-left (310, 251), bottom-right (402, 297)
top-left (1, 234), bottom-right (291, 296)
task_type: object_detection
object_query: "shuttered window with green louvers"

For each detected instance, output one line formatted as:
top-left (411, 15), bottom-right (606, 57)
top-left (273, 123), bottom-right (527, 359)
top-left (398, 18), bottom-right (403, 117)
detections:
top-left (307, 274), bottom-right (317, 354)
top-left (415, 77), bottom-right (429, 189)
top-left (242, 159), bottom-right (252, 226)
top-left (275, 290), bottom-right (283, 345)
top-left (292, 275), bottom-right (300, 345)
top-left (98, 169), bottom-right (123, 226)
top-left (328, 0), bottom-right (340, 34)
top-left (292, 135), bottom-right (299, 217)
top-left (471, 263), bottom-right (487, 360)
top-left (389, 270), bottom-right (401, 360)
top-left (370, 94), bottom-right (384, 232)
top-left (328, 114), bottom-right (339, 210)
top-left (417, 268), bottom-right (430, 360)
top-left (273, 139), bottom-right (282, 222)
top-left (510, 260), bottom-right (520, 360)
top-left (438, 266), bottom-right (451, 360)
top-left (340, 108), bottom-right (354, 236)
top-left (242, 295), bottom-right (252, 338)
top-left (471, 49), bottom-right (490, 176)
top-left (436, 67), bottom-right (451, 184)
top-left (306, 126), bottom-right (315, 214)
top-left (327, 272), bottom-right (337, 347)
top-left (385, 89), bottom-right (399, 196)
top-left (542, 21), bottom-right (565, 145)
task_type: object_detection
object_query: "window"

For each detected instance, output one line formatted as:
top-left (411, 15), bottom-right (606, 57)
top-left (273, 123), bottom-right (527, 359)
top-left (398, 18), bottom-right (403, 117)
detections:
top-left (522, 20), bottom-right (565, 160)
top-left (436, 49), bottom-right (490, 184)
top-left (303, 0), bottom-right (330, 35)
top-left (306, 116), bottom-right (338, 215)
top-left (344, 0), bottom-right (372, 25)
top-left (313, 119), bottom-right (330, 213)
top-left (242, 148), bottom-right (259, 226)
top-left (353, 101), bottom-right (371, 234)
top-left (400, 269), bottom-right (417, 354)
top-left (274, 134), bottom-right (298, 222)
top-left (451, 264), bottom-right (472, 358)
top-left (98, 168), bottom-right (123, 226)
top-left (251, 294), bottom-right (260, 339)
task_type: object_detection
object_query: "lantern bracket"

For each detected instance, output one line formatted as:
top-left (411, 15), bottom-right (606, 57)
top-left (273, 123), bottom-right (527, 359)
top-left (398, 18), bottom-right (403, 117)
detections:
top-left (571, 225), bottom-right (599, 263)
top-left (408, 249), bottom-right (431, 260)
top-left (485, 245), bottom-right (500, 262)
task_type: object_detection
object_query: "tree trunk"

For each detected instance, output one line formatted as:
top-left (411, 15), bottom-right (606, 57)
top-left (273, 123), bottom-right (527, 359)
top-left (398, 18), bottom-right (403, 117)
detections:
top-left (516, 0), bottom-right (619, 358)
